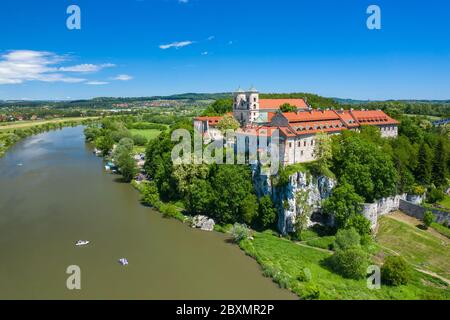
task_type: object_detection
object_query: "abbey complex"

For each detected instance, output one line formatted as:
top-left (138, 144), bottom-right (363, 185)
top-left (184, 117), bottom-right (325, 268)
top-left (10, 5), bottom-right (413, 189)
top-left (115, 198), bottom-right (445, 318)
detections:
top-left (194, 87), bottom-right (399, 166)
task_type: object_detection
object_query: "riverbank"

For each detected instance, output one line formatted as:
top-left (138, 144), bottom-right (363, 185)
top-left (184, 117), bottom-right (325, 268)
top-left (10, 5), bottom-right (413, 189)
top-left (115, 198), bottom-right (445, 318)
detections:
top-left (82, 118), bottom-right (449, 300)
top-left (0, 126), bottom-right (294, 299)
top-left (0, 117), bottom-right (98, 158)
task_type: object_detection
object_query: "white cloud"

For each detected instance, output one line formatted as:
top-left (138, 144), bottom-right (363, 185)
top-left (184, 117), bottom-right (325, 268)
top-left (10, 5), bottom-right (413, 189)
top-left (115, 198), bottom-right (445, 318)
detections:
top-left (86, 81), bottom-right (109, 85)
top-left (201, 51), bottom-right (209, 56)
top-left (0, 50), bottom-right (116, 85)
top-left (59, 63), bottom-right (115, 73)
top-left (112, 74), bottom-right (133, 81)
top-left (159, 41), bottom-right (193, 50)
top-left (179, 0), bottom-right (189, 3)
top-left (207, 36), bottom-right (215, 41)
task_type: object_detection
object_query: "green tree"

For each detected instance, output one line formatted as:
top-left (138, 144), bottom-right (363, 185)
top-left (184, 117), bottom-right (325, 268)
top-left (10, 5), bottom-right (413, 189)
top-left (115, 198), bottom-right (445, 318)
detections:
top-left (333, 228), bottom-right (361, 251)
top-left (217, 115), bottom-right (240, 132)
top-left (423, 211), bottom-right (435, 229)
top-left (140, 181), bottom-right (162, 208)
top-left (381, 256), bottom-right (411, 286)
top-left (332, 132), bottom-right (398, 202)
top-left (313, 132), bottom-right (332, 173)
top-left (241, 194), bottom-right (259, 225)
top-left (326, 248), bottom-right (369, 280)
top-left (258, 196), bottom-right (278, 229)
top-left (95, 132), bottom-right (114, 156)
top-left (427, 187), bottom-right (445, 203)
top-left (322, 182), bottom-right (364, 229)
top-left (117, 150), bottom-right (137, 182)
top-left (210, 165), bottom-right (258, 224)
top-left (432, 139), bottom-right (447, 187)
top-left (416, 143), bottom-right (433, 186)
top-left (279, 103), bottom-right (297, 112)
top-left (203, 99), bottom-right (233, 116)
top-left (346, 215), bottom-right (372, 236)
top-left (185, 178), bottom-right (213, 215)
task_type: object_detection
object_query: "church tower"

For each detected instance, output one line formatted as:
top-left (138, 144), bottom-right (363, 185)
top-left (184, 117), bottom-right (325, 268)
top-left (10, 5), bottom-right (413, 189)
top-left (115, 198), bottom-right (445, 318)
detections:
top-left (233, 86), bottom-right (260, 127)
top-left (247, 86), bottom-right (260, 124)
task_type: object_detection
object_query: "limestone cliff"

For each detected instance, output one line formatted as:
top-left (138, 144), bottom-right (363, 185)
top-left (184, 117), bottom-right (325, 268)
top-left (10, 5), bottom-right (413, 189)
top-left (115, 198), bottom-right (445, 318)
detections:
top-left (252, 164), bottom-right (336, 235)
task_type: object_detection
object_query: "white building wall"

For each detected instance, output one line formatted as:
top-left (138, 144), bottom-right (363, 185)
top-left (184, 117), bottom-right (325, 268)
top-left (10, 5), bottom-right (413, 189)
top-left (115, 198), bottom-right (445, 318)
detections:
top-left (379, 125), bottom-right (398, 138)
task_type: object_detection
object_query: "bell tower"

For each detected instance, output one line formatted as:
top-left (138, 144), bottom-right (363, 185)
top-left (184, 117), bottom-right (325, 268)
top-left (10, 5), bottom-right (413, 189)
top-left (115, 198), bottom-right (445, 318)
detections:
top-left (233, 87), bottom-right (248, 126)
top-left (247, 86), bottom-right (260, 124)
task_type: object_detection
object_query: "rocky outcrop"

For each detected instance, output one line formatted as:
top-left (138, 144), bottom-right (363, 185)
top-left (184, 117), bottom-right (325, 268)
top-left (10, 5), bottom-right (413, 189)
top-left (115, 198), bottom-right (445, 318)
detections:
top-left (191, 215), bottom-right (215, 231)
top-left (252, 164), bottom-right (336, 235)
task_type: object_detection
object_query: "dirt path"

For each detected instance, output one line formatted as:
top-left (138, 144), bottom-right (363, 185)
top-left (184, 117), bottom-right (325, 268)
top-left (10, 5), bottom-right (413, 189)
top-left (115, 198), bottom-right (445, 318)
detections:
top-left (294, 241), bottom-right (333, 254)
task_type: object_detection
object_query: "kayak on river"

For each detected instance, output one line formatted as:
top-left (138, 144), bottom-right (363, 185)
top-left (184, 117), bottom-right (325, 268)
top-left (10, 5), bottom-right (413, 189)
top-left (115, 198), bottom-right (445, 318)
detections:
top-left (118, 258), bottom-right (129, 266)
top-left (75, 240), bottom-right (90, 246)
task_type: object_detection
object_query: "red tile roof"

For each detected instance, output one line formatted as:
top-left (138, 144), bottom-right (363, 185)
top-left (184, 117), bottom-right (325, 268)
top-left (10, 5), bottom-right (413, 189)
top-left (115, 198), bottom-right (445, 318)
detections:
top-left (283, 110), bottom-right (340, 122)
top-left (350, 110), bottom-right (399, 125)
top-left (194, 116), bottom-right (223, 127)
top-left (259, 99), bottom-right (308, 110)
top-left (335, 110), bottom-right (360, 128)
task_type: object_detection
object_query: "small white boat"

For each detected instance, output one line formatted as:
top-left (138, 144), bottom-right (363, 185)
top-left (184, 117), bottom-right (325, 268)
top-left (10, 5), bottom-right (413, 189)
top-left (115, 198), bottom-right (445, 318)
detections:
top-left (118, 258), bottom-right (129, 266)
top-left (17, 163), bottom-right (23, 167)
top-left (75, 240), bottom-right (90, 246)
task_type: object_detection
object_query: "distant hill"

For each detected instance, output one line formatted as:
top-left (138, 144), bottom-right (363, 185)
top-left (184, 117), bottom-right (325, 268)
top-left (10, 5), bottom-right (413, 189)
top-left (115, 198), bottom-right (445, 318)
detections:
top-left (335, 98), bottom-right (450, 105)
top-left (1, 92), bottom-right (449, 117)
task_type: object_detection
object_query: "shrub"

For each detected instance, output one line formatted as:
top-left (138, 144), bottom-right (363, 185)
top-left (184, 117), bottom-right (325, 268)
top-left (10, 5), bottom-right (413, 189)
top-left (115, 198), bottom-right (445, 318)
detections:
top-left (273, 272), bottom-right (291, 289)
top-left (160, 204), bottom-right (185, 222)
top-left (346, 215), bottom-right (372, 236)
top-left (132, 134), bottom-right (148, 146)
top-left (427, 188), bottom-right (445, 204)
top-left (296, 268), bottom-right (312, 283)
top-left (300, 284), bottom-right (321, 300)
top-left (160, 204), bottom-right (178, 218)
top-left (140, 181), bottom-right (162, 208)
top-left (410, 184), bottom-right (426, 196)
top-left (381, 256), bottom-right (411, 286)
top-left (326, 248), bottom-right (369, 279)
top-left (231, 223), bottom-right (252, 243)
top-left (262, 265), bottom-right (278, 278)
top-left (333, 228), bottom-right (361, 251)
top-left (423, 211), bottom-right (435, 229)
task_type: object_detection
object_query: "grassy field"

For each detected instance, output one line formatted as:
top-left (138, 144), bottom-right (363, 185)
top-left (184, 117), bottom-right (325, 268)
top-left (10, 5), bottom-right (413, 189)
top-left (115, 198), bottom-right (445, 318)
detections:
top-left (432, 222), bottom-right (450, 239)
top-left (376, 215), bottom-right (450, 280)
top-left (0, 117), bottom-right (99, 132)
top-left (438, 195), bottom-right (450, 210)
top-left (130, 128), bottom-right (162, 141)
top-left (404, 114), bottom-right (443, 121)
top-left (239, 231), bottom-right (449, 300)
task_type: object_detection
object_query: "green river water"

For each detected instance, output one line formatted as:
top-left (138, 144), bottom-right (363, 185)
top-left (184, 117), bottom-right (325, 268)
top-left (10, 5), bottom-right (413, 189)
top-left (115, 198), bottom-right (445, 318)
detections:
top-left (0, 126), bottom-right (294, 299)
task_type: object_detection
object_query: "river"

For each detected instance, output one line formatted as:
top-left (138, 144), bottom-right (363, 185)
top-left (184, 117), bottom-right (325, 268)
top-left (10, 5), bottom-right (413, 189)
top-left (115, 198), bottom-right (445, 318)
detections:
top-left (0, 126), bottom-right (294, 299)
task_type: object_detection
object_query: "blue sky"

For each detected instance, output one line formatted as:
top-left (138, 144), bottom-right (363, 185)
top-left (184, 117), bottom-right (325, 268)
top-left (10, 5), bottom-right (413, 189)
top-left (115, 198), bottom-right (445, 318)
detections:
top-left (0, 0), bottom-right (449, 100)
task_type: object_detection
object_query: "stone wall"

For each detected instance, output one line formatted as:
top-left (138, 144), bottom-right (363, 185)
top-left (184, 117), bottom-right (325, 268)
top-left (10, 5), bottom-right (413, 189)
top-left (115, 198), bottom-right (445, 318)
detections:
top-left (399, 200), bottom-right (450, 225)
top-left (362, 194), bottom-right (407, 230)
